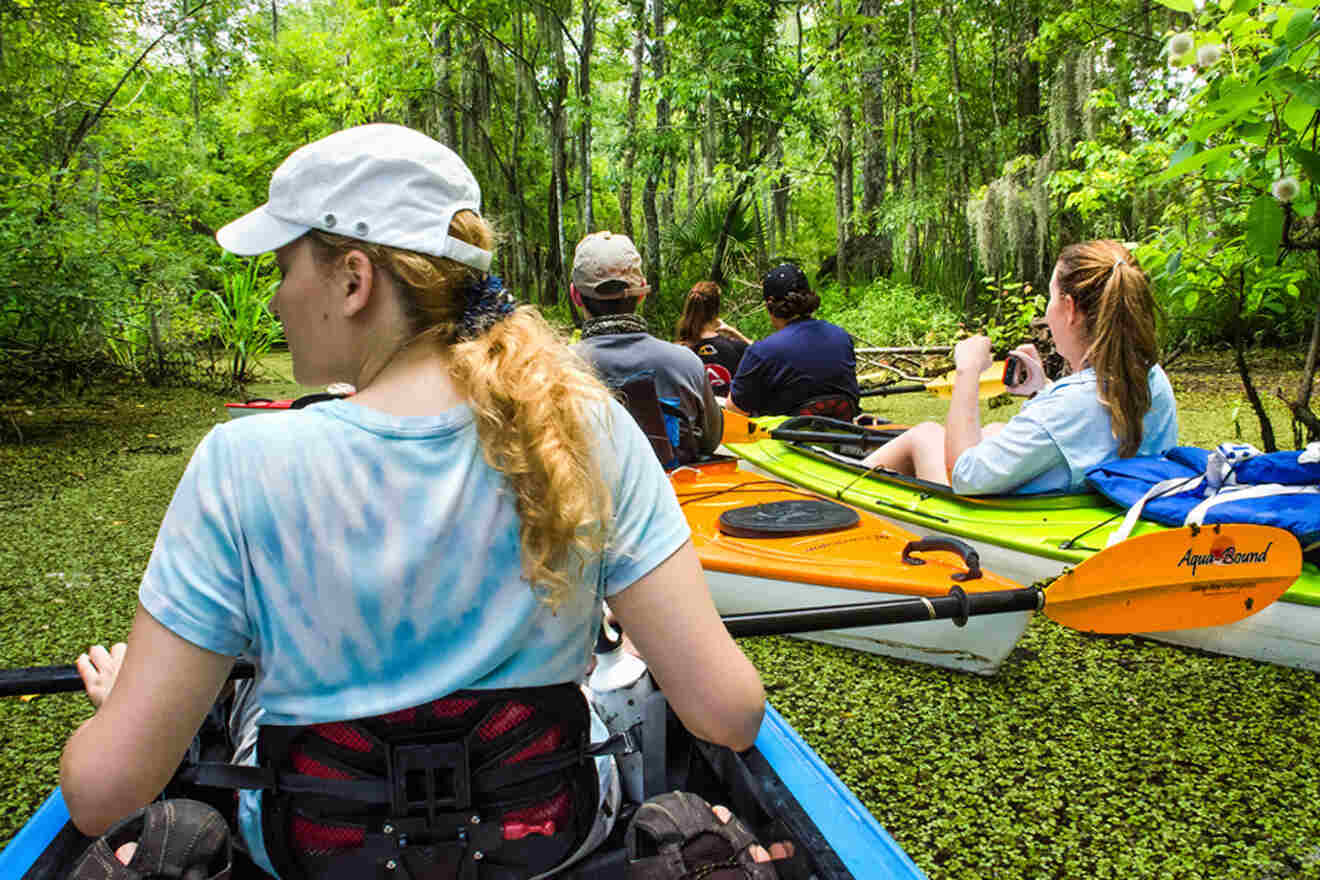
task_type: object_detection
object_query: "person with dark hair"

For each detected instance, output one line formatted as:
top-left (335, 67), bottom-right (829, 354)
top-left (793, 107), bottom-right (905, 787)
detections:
top-left (727, 264), bottom-right (859, 419)
top-left (861, 239), bottom-right (1178, 494)
top-left (571, 232), bottom-right (723, 462)
top-left (59, 126), bottom-right (765, 880)
top-left (674, 281), bottom-right (751, 396)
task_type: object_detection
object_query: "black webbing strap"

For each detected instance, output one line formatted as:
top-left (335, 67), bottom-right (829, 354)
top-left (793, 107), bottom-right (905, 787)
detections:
top-left (640, 690), bottom-right (668, 800)
top-left (178, 731), bottom-right (637, 802)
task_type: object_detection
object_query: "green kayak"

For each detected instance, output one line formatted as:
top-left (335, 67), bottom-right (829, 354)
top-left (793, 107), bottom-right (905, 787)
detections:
top-left (724, 414), bottom-right (1320, 671)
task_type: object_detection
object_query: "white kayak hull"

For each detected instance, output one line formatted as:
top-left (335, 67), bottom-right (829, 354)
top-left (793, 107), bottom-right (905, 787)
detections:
top-left (889, 517), bottom-right (1320, 672)
top-left (704, 568), bottom-right (1032, 676)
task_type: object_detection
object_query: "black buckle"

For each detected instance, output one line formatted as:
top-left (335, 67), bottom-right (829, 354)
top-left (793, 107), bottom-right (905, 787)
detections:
top-left (389, 742), bottom-right (471, 826)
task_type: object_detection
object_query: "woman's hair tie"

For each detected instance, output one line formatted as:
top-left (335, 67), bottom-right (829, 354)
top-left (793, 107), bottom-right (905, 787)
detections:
top-left (458, 274), bottom-right (516, 339)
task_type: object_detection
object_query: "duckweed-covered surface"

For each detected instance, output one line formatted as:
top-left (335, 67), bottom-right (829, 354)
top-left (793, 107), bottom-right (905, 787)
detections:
top-left (3, 354), bottom-right (1320, 879)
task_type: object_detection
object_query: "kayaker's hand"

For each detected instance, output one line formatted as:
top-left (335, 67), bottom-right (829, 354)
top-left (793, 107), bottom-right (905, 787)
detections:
top-left (953, 335), bottom-right (994, 377)
top-left (76, 642), bottom-right (126, 709)
top-left (1005, 344), bottom-right (1046, 397)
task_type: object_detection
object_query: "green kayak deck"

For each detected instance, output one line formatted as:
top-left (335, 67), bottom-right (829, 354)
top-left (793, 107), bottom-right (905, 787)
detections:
top-left (725, 415), bottom-right (1320, 609)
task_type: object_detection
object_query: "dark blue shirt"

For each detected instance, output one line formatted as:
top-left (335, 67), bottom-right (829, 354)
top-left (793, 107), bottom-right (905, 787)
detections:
top-left (730, 319), bottom-right (859, 416)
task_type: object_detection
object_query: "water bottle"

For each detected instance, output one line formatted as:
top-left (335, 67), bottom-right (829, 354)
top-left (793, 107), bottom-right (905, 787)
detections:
top-left (586, 619), bottom-right (653, 804)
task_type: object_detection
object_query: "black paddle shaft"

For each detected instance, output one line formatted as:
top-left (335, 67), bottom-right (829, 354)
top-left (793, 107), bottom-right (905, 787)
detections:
top-left (765, 429), bottom-right (892, 448)
top-left (858, 383), bottom-right (927, 398)
top-left (721, 586), bottom-right (1043, 637)
top-left (0, 587), bottom-right (1046, 697)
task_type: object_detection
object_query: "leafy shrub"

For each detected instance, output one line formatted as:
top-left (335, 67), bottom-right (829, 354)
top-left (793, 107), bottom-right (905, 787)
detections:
top-left (816, 278), bottom-right (962, 347)
top-left (195, 254), bottom-right (283, 388)
top-left (978, 278), bottom-right (1047, 353)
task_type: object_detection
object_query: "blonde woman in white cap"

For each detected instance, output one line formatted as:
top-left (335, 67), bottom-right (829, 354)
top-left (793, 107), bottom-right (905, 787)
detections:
top-left (59, 124), bottom-right (765, 880)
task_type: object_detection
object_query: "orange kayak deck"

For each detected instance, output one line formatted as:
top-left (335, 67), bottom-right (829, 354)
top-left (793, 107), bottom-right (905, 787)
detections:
top-left (673, 459), bottom-right (1022, 597)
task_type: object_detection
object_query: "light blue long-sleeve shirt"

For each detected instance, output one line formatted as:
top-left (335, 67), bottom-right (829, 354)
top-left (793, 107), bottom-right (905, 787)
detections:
top-left (950, 365), bottom-right (1179, 495)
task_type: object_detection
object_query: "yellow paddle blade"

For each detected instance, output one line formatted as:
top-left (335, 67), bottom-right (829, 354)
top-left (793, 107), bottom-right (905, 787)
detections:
top-left (720, 408), bottom-right (764, 445)
top-left (1043, 524), bottom-right (1301, 633)
top-left (927, 362), bottom-right (1008, 399)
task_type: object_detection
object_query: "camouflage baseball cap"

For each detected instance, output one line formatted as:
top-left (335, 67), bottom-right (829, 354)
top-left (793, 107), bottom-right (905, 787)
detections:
top-left (571, 232), bottom-right (649, 298)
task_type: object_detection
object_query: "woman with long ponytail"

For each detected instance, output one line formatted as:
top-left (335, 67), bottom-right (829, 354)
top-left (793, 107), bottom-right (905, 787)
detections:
top-left (675, 281), bottom-right (751, 395)
top-left (59, 124), bottom-right (766, 879)
top-left (862, 239), bottom-right (1178, 494)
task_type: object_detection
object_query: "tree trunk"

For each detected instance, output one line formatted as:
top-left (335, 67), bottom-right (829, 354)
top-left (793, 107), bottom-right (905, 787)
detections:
top-left (686, 137), bottom-right (697, 215)
top-left (944, 4), bottom-right (974, 312)
top-left (643, 175), bottom-right (661, 300)
top-left (620, 0), bottom-right (646, 241)
top-left (511, 15), bottom-right (529, 299)
top-left (835, 102), bottom-right (854, 286)
top-left (550, 5), bottom-right (569, 298)
top-left (710, 186), bottom-right (750, 286)
top-left (1016, 14), bottom-right (1043, 156)
top-left (858, 3), bottom-right (887, 218)
top-left (770, 133), bottom-right (789, 250)
top-left (703, 90), bottom-right (718, 178)
top-left (906, 0), bottom-right (921, 283)
top-left (430, 25), bottom-right (459, 147)
top-left (857, 0), bottom-right (892, 279)
top-left (535, 3), bottom-right (569, 305)
top-left (663, 162), bottom-right (676, 232)
top-left (271, 0), bottom-right (278, 39)
top-left (578, 0), bottom-right (596, 234)
top-left (643, 0), bottom-right (667, 302)
top-left (837, 0), bottom-right (855, 285)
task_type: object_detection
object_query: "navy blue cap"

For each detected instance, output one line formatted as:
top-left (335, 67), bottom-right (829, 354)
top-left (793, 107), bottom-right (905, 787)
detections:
top-left (762, 263), bottom-right (809, 300)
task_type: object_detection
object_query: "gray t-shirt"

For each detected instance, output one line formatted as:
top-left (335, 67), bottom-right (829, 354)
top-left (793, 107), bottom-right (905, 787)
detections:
top-left (574, 332), bottom-right (723, 458)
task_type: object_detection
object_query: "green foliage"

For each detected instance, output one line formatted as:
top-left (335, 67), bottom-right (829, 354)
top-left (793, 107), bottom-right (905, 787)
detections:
top-left (664, 196), bottom-right (767, 286)
top-left (1049, 0), bottom-right (1320, 364)
top-left (197, 255), bottom-right (283, 387)
top-left (980, 279), bottom-right (1046, 352)
top-left (816, 278), bottom-right (962, 347)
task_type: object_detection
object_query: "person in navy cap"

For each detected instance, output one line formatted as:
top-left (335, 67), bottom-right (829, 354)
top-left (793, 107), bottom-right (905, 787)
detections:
top-left (727, 263), bottom-right (859, 420)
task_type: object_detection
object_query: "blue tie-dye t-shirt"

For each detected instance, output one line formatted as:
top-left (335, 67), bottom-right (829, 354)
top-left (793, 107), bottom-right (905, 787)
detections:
top-left (138, 396), bottom-right (689, 874)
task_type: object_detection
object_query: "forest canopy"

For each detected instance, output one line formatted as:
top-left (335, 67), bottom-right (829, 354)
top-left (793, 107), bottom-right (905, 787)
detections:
top-left (2, 0), bottom-right (1318, 441)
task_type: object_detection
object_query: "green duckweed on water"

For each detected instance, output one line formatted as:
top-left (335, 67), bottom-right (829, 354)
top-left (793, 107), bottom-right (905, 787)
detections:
top-left (3, 357), bottom-right (1320, 878)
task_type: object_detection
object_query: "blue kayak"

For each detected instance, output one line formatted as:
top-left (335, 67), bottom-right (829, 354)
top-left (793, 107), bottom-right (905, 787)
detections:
top-left (0, 703), bottom-right (925, 880)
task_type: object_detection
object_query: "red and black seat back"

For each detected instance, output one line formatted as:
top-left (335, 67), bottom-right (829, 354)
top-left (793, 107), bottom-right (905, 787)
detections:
top-left (258, 684), bottom-right (598, 880)
top-left (793, 394), bottom-right (857, 422)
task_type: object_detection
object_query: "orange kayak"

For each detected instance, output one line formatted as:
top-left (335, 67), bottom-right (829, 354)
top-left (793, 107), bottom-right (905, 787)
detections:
top-left (672, 458), bottom-right (1029, 675)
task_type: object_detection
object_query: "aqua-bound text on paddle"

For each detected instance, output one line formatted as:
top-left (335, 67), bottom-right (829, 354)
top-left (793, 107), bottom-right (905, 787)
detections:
top-left (1177, 542), bottom-right (1273, 576)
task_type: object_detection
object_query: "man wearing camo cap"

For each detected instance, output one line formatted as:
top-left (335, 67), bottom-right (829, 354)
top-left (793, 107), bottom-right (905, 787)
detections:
top-left (570, 231), bottom-right (722, 463)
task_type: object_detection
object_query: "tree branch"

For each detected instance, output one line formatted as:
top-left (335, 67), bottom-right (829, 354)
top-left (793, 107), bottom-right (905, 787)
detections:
top-left (60, 0), bottom-right (215, 170)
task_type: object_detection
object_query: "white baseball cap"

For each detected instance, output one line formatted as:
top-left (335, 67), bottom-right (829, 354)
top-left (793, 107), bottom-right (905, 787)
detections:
top-left (216, 124), bottom-right (491, 271)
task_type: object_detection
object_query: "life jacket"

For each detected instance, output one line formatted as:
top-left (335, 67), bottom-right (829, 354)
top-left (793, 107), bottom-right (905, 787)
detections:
top-left (181, 684), bottom-right (626, 880)
top-left (1086, 443), bottom-right (1320, 550)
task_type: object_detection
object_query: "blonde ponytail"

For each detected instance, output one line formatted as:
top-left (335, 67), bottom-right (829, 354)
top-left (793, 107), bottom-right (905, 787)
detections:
top-left (307, 217), bottom-right (613, 609)
top-left (1055, 240), bottom-right (1161, 457)
top-left (448, 311), bottom-right (613, 609)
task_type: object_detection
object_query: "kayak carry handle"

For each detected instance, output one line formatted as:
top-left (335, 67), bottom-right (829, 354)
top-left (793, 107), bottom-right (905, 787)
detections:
top-left (901, 537), bottom-right (982, 582)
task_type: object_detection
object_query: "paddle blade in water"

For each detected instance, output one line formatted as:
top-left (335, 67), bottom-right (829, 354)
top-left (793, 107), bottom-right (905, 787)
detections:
top-left (1043, 524), bottom-right (1300, 633)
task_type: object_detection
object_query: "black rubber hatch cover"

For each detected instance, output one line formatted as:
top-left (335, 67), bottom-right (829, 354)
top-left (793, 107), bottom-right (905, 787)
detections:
top-left (718, 499), bottom-right (860, 539)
